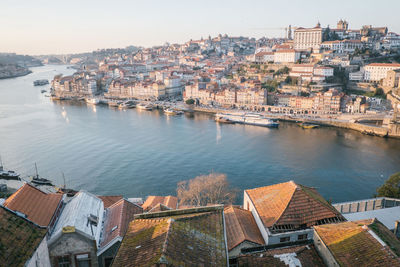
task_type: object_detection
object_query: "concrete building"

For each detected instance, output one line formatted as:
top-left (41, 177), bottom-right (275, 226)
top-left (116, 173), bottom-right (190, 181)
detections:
top-left (243, 181), bottom-right (345, 246)
top-left (224, 205), bottom-right (264, 258)
top-left (294, 24), bottom-right (324, 51)
top-left (97, 199), bottom-right (143, 267)
top-left (383, 69), bottom-right (400, 88)
top-left (274, 49), bottom-right (301, 63)
top-left (363, 63), bottom-right (400, 82)
top-left (48, 191), bottom-right (104, 267)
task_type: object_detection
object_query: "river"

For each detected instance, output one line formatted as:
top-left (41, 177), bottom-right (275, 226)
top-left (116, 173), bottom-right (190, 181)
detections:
top-left (0, 65), bottom-right (399, 203)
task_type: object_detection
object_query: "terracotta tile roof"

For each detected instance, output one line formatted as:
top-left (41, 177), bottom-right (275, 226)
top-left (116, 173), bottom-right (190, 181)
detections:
top-left (224, 206), bottom-right (264, 251)
top-left (0, 206), bottom-right (47, 266)
top-left (314, 219), bottom-right (400, 266)
top-left (148, 203), bottom-right (172, 213)
top-left (142, 195), bottom-right (178, 211)
top-left (98, 195), bottom-right (123, 208)
top-left (245, 181), bottom-right (344, 231)
top-left (237, 244), bottom-right (326, 267)
top-left (366, 63), bottom-right (400, 67)
top-left (112, 206), bottom-right (227, 267)
top-left (99, 199), bottom-right (143, 250)
top-left (3, 183), bottom-right (63, 227)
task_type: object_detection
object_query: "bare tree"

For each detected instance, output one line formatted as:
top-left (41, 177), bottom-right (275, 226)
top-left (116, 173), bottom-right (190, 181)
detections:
top-left (177, 173), bottom-right (238, 206)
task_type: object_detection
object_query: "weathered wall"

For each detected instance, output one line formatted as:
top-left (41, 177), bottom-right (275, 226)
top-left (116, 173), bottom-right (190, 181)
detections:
top-left (49, 233), bottom-right (98, 267)
top-left (313, 231), bottom-right (340, 267)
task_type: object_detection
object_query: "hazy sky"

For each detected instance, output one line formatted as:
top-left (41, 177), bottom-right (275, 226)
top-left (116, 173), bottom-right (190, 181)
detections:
top-left (1, 0), bottom-right (399, 55)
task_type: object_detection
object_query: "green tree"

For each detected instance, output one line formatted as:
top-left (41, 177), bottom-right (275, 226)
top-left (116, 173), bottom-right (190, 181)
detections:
top-left (376, 172), bottom-right (400, 198)
top-left (185, 98), bottom-right (195, 105)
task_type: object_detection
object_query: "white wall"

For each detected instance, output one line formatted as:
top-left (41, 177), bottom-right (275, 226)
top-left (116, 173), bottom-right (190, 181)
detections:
top-left (26, 237), bottom-right (51, 267)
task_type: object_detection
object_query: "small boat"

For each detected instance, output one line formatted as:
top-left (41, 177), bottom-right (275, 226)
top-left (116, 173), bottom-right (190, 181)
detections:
top-left (0, 156), bottom-right (20, 180)
top-left (85, 98), bottom-right (100, 105)
top-left (119, 101), bottom-right (136, 109)
top-left (33, 80), bottom-right (49, 86)
top-left (298, 122), bottom-right (319, 129)
top-left (215, 114), bottom-right (234, 124)
top-left (41, 89), bottom-right (47, 93)
top-left (137, 103), bottom-right (153, 110)
top-left (31, 163), bottom-right (53, 186)
top-left (108, 101), bottom-right (120, 107)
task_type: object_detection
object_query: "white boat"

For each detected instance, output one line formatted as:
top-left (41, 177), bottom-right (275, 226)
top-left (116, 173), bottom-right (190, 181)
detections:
top-left (119, 101), bottom-right (136, 109)
top-left (216, 113), bottom-right (279, 128)
top-left (85, 98), bottom-right (100, 105)
top-left (164, 108), bottom-right (182, 115)
top-left (137, 103), bottom-right (153, 110)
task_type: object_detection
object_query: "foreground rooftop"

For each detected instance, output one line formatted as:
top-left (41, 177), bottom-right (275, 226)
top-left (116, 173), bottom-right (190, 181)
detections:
top-left (112, 205), bottom-right (227, 266)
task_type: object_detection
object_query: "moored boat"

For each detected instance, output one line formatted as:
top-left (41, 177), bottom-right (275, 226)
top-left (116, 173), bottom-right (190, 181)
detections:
top-left (85, 98), bottom-right (100, 105)
top-left (137, 103), bottom-right (153, 110)
top-left (31, 163), bottom-right (53, 186)
top-left (215, 114), bottom-right (234, 124)
top-left (298, 122), bottom-right (319, 129)
top-left (164, 108), bottom-right (183, 115)
top-left (119, 101), bottom-right (136, 109)
top-left (33, 80), bottom-right (49, 86)
top-left (0, 157), bottom-right (20, 180)
top-left (216, 113), bottom-right (279, 128)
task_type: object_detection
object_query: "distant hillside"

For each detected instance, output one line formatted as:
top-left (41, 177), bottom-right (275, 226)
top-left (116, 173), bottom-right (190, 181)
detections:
top-left (0, 53), bottom-right (42, 67)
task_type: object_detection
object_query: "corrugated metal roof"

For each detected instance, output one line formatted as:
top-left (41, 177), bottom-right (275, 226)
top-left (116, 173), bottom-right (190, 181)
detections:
top-left (344, 206), bottom-right (400, 230)
top-left (50, 191), bottom-right (104, 245)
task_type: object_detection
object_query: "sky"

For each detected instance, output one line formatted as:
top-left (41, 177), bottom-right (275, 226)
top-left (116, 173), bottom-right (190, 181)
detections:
top-left (1, 0), bottom-right (399, 55)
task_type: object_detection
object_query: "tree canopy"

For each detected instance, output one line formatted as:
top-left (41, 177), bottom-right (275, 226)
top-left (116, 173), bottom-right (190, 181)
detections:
top-left (376, 172), bottom-right (400, 198)
top-left (176, 173), bottom-right (238, 206)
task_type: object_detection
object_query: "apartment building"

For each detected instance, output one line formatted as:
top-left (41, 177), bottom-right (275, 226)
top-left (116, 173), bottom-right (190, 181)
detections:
top-left (364, 63), bottom-right (400, 81)
top-left (294, 24), bottom-right (324, 51)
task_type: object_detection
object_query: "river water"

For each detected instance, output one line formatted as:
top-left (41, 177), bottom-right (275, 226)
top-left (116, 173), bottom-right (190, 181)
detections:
top-left (0, 65), bottom-right (399, 203)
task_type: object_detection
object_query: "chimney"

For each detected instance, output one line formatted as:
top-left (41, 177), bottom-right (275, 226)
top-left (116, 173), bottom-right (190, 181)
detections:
top-left (395, 221), bottom-right (400, 238)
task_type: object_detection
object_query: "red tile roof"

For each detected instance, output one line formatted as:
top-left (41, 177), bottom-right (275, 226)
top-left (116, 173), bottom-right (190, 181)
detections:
top-left (3, 183), bottom-right (63, 227)
top-left (142, 195), bottom-right (178, 211)
top-left (100, 199), bottom-right (143, 250)
top-left (366, 63), bottom-right (400, 67)
top-left (112, 206), bottom-right (227, 267)
top-left (314, 219), bottom-right (400, 266)
top-left (224, 206), bottom-right (264, 251)
top-left (98, 195), bottom-right (123, 208)
top-left (0, 207), bottom-right (47, 266)
top-left (245, 181), bottom-right (344, 231)
top-left (237, 244), bottom-right (326, 267)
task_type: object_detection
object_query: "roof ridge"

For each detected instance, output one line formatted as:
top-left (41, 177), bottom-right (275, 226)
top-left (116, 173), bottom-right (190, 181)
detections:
top-left (159, 218), bottom-right (174, 264)
top-left (273, 184), bottom-right (299, 227)
top-left (231, 207), bottom-right (248, 246)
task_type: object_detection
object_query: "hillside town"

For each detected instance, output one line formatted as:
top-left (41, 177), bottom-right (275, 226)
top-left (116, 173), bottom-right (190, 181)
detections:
top-left (46, 20), bottom-right (400, 137)
top-left (1, 178), bottom-right (400, 266)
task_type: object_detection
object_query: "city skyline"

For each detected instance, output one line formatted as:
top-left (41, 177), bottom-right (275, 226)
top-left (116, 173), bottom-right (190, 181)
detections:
top-left (1, 0), bottom-right (400, 55)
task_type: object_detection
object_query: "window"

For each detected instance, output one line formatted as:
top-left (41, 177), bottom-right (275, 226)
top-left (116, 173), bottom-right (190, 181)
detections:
top-left (57, 255), bottom-right (70, 267)
top-left (75, 253), bottom-right (91, 267)
top-left (104, 257), bottom-right (114, 267)
top-left (298, 234), bottom-right (308, 240)
top-left (280, 236), bottom-right (290, 243)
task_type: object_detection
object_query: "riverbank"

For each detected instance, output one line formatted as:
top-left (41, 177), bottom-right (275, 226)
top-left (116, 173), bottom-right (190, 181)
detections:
top-left (187, 105), bottom-right (400, 139)
top-left (0, 69), bottom-right (32, 79)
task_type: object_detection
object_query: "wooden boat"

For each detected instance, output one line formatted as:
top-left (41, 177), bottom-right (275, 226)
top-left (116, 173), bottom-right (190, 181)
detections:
top-left (31, 163), bottom-right (53, 186)
top-left (298, 122), bottom-right (319, 129)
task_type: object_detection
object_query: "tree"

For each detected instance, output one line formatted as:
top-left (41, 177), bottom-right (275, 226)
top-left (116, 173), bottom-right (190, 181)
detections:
top-left (376, 172), bottom-right (400, 198)
top-left (177, 173), bottom-right (238, 206)
top-left (185, 98), bottom-right (195, 105)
